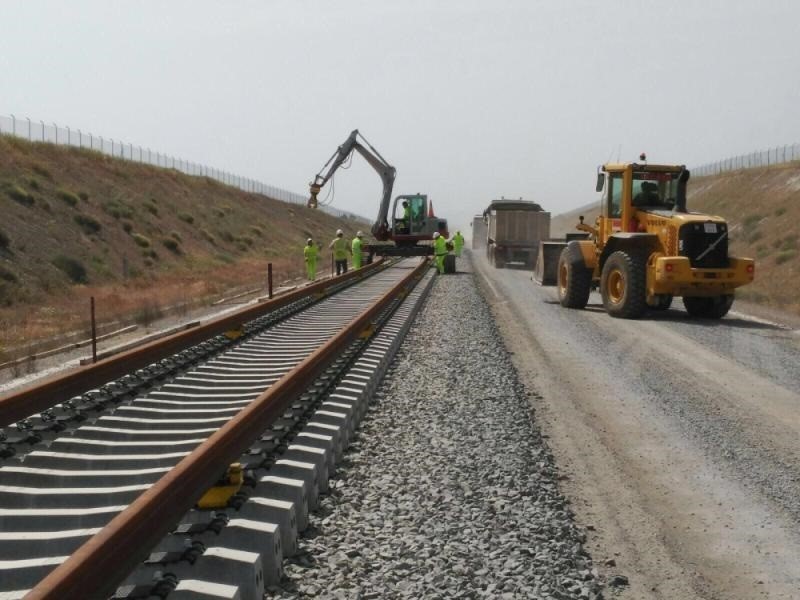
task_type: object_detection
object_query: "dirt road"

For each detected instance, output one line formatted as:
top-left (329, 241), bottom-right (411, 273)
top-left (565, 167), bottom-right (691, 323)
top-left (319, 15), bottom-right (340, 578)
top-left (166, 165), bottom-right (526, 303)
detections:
top-left (471, 252), bottom-right (800, 599)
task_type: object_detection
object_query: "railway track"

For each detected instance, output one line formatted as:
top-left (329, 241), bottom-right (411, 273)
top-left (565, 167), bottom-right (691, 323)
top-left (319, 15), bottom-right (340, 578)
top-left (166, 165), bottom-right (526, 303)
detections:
top-left (0, 257), bottom-right (434, 600)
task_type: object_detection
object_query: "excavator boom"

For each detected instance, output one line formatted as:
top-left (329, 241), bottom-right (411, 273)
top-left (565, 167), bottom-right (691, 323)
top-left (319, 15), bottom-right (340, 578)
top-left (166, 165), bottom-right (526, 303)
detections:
top-left (308, 129), bottom-right (397, 241)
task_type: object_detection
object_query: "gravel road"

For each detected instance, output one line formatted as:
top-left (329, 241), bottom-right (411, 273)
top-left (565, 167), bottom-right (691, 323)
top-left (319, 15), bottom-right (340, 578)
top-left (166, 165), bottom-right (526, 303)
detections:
top-left (472, 251), bottom-right (800, 600)
top-left (272, 264), bottom-right (604, 599)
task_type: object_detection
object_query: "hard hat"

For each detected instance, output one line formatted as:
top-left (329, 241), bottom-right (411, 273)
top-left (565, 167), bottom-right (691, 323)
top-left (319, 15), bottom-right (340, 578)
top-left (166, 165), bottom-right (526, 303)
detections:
top-left (356, 231), bottom-right (363, 237)
top-left (433, 232), bottom-right (440, 239)
top-left (307, 238), bottom-right (313, 244)
top-left (336, 229), bottom-right (343, 235)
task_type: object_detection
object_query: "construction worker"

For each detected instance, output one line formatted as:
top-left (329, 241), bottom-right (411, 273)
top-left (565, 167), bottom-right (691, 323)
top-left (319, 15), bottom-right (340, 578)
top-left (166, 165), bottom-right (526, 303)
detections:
top-left (352, 231), bottom-right (364, 269)
top-left (329, 229), bottom-right (350, 275)
top-left (303, 238), bottom-right (318, 281)
top-left (401, 200), bottom-right (411, 233)
top-left (451, 230), bottom-right (465, 257)
top-left (433, 231), bottom-right (447, 274)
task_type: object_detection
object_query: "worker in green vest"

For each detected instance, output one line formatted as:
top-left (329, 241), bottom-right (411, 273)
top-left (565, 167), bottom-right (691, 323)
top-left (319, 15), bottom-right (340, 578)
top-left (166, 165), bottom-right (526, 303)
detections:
top-left (329, 229), bottom-right (350, 275)
top-left (352, 231), bottom-right (364, 269)
top-left (303, 238), bottom-right (319, 281)
top-left (433, 231), bottom-right (448, 274)
top-left (451, 231), bottom-right (465, 257)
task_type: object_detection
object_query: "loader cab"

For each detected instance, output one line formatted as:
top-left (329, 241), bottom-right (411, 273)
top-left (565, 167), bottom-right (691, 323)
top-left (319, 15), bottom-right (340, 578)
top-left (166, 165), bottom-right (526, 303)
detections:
top-left (597, 163), bottom-right (688, 242)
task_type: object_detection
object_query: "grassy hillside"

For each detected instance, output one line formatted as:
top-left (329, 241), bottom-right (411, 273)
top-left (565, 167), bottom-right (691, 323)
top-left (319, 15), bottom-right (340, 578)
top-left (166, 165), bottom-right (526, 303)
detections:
top-left (550, 162), bottom-right (800, 314)
top-left (0, 135), bottom-right (367, 354)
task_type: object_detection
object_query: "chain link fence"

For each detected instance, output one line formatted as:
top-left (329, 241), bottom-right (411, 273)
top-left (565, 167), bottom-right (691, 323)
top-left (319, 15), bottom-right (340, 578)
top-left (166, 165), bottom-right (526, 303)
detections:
top-left (0, 113), bottom-right (360, 219)
top-left (692, 143), bottom-right (800, 177)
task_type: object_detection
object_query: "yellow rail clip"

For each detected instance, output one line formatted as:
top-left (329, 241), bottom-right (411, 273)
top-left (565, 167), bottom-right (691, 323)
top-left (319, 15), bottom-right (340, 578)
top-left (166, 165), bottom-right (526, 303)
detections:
top-left (197, 463), bottom-right (244, 509)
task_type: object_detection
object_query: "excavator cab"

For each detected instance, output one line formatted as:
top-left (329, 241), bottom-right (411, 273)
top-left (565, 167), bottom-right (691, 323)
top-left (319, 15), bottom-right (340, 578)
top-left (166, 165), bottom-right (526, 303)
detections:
top-left (391, 194), bottom-right (448, 245)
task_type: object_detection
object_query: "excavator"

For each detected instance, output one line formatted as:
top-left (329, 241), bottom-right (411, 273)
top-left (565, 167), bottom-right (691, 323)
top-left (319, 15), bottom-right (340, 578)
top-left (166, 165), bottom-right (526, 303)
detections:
top-left (308, 129), bottom-right (448, 256)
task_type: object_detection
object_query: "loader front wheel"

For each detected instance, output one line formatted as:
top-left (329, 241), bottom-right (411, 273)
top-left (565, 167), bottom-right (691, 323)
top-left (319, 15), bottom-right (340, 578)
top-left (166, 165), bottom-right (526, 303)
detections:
top-left (683, 295), bottom-right (734, 319)
top-left (601, 250), bottom-right (647, 318)
top-left (557, 245), bottom-right (592, 309)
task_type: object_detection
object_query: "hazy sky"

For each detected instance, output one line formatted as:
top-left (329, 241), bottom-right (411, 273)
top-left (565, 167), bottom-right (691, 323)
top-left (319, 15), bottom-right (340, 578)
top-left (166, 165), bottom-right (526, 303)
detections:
top-left (2, 1), bottom-right (799, 234)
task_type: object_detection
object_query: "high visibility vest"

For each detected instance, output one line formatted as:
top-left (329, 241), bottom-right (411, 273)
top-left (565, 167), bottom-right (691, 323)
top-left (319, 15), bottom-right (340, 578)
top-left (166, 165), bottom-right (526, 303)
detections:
top-left (304, 244), bottom-right (318, 262)
top-left (351, 237), bottom-right (362, 256)
top-left (453, 233), bottom-right (464, 249)
top-left (330, 237), bottom-right (348, 260)
top-left (434, 236), bottom-right (447, 256)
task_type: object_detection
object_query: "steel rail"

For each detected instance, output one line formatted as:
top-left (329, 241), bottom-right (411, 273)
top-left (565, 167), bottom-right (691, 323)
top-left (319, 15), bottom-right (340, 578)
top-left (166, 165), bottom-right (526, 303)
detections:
top-left (26, 258), bottom-right (429, 600)
top-left (0, 259), bottom-right (385, 428)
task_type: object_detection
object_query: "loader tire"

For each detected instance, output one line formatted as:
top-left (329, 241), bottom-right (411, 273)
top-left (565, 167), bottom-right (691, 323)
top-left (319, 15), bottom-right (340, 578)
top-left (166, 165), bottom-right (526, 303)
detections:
top-left (600, 250), bottom-right (647, 319)
top-left (557, 245), bottom-right (592, 309)
top-left (683, 295), bottom-right (734, 319)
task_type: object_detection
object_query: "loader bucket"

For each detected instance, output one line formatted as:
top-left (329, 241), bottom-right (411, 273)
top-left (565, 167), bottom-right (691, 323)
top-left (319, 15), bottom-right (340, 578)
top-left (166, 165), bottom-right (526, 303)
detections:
top-left (534, 241), bottom-right (567, 285)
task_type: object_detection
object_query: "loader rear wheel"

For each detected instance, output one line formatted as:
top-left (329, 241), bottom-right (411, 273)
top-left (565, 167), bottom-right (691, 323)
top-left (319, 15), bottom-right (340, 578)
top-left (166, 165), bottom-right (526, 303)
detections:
top-left (600, 250), bottom-right (647, 319)
top-left (557, 245), bottom-right (592, 309)
top-left (683, 295), bottom-right (734, 319)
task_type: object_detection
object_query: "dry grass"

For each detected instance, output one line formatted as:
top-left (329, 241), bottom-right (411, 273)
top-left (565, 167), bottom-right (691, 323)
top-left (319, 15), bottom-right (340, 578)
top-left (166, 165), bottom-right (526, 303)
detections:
top-left (0, 135), bottom-right (370, 360)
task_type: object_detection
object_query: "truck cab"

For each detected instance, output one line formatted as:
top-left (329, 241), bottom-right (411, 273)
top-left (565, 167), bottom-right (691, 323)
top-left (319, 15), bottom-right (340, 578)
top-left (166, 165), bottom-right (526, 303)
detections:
top-left (390, 194), bottom-right (448, 246)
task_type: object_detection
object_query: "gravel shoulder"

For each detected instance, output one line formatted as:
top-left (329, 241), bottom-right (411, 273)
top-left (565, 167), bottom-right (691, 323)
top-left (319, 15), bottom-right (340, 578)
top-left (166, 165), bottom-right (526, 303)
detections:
top-left (472, 251), bottom-right (800, 600)
top-left (272, 262), bottom-right (603, 599)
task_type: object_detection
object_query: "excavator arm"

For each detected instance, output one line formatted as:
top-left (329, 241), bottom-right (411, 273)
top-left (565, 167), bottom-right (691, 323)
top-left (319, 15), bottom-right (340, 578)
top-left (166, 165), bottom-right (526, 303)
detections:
top-left (308, 129), bottom-right (397, 241)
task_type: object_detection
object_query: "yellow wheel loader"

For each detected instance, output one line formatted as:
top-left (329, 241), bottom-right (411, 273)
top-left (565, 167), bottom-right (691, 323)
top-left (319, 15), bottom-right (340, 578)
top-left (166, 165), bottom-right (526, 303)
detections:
top-left (545, 158), bottom-right (754, 319)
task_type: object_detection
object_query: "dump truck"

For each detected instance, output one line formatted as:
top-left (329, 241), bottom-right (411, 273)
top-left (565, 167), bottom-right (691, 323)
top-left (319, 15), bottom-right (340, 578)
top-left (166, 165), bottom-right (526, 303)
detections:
top-left (471, 215), bottom-right (487, 250)
top-left (537, 157), bottom-right (755, 318)
top-left (484, 199), bottom-right (550, 268)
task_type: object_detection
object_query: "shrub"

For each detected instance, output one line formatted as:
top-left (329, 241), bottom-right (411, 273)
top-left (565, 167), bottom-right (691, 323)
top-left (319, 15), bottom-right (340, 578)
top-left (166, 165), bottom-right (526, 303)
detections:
top-left (178, 212), bottom-right (195, 224)
top-left (39, 199), bottom-right (52, 212)
top-left (219, 230), bottom-right (234, 243)
top-left (162, 237), bottom-right (181, 254)
top-left (780, 234), bottom-right (798, 251)
top-left (145, 202), bottom-right (158, 216)
top-left (32, 164), bottom-right (52, 179)
top-left (102, 200), bottom-right (134, 220)
top-left (214, 208), bottom-right (225, 218)
top-left (142, 248), bottom-right (158, 260)
top-left (746, 230), bottom-right (763, 243)
top-left (169, 231), bottom-right (182, 242)
top-left (200, 229), bottom-right (216, 245)
top-left (7, 184), bottom-right (35, 206)
top-left (742, 214), bottom-right (762, 228)
top-left (0, 229), bottom-right (9, 249)
top-left (132, 233), bottom-right (151, 248)
top-left (775, 250), bottom-right (796, 265)
top-left (57, 189), bottom-right (80, 207)
top-left (28, 178), bottom-right (40, 191)
top-left (0, 265), bottom-right (17, 282)
top-left (74, 214), bottom-right (102, 235)
top-left (239, 236), bottom-right (254, 247)
top-left (78, 191), bottom-right (89, 202)
top-left (52, 255), bottom-right (88, 284)
top-left (250, 226), bottom-right (263, 237)
top-left (775, 207), bottom-right (787, 217)
top-left (122, 221), bottom-right (134, 233)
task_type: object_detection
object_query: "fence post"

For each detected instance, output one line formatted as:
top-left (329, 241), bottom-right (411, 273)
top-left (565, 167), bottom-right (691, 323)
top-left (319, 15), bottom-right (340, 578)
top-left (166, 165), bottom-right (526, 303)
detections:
top-left (40, 120), bottom-right (45, 142)
top-left (11, 113), bottom-right (16, 135)
top-left (90, 296), bottom-right (97, 364)
top-left (78, 129), bottom-right (82, 148)
top-left (53, 122), bottom-right (58, 144)
top-left (267, 263), bottom-right (273, 299)
top-left (26, 117), bottom-right (31, 140)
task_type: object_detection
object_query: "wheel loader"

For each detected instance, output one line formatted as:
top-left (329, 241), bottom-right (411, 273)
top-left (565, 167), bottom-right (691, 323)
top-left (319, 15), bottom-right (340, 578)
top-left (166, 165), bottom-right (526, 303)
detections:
top-left (541, 157), bottom-right (755, 319)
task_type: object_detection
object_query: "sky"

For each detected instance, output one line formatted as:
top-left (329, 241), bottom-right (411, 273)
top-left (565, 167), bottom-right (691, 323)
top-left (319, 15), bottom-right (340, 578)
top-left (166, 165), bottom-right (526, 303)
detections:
top-left (2, 0), bottom-right (799, 235)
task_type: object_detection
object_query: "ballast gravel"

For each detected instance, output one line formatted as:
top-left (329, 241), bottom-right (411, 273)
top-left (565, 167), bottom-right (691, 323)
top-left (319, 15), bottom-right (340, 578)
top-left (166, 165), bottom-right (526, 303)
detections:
top-left (271, 264), bottom-right (604, 599)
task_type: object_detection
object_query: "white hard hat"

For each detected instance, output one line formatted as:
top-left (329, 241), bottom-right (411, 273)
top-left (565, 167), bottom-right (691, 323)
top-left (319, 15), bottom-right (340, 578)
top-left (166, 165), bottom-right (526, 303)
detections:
top-left (432, 232), bottom-right (440, 239)
top-left (336, 229), bottom-right (343, 235)
top-left (356, 231), bottom-right (363, 237)
top-left (307, 238), bottom-right (313, 244)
